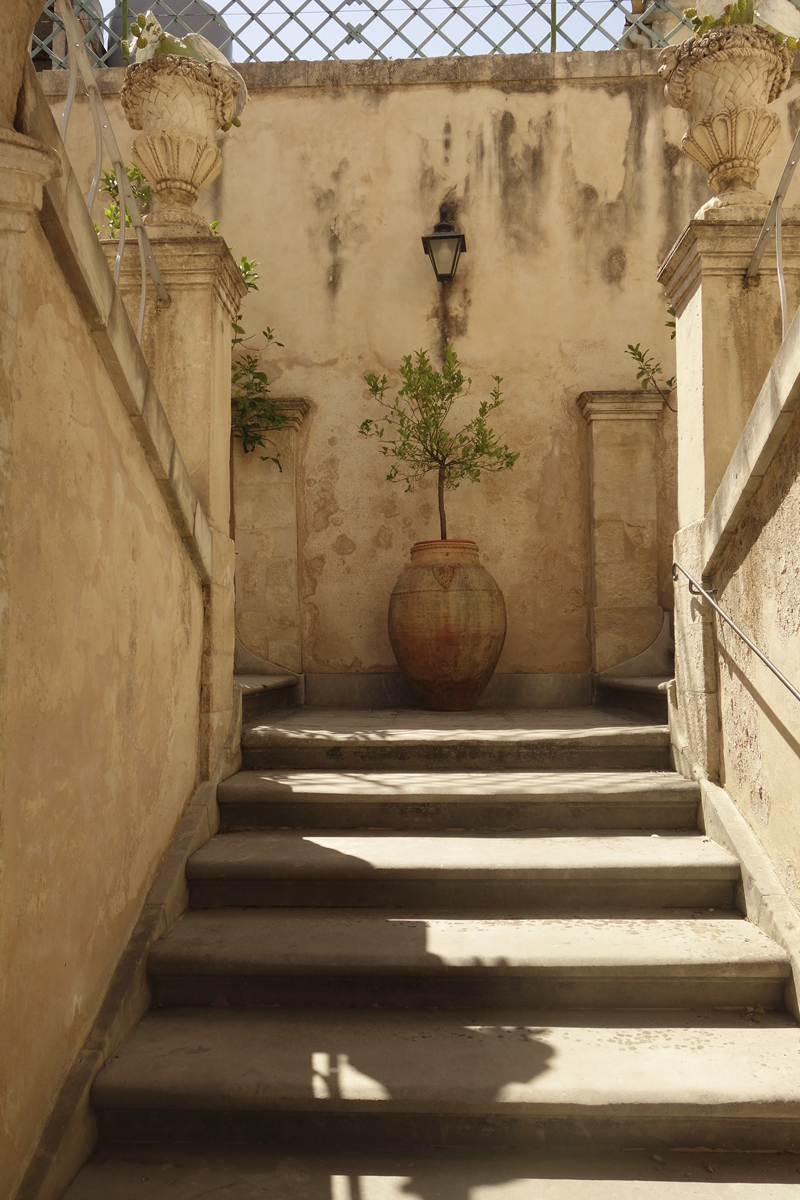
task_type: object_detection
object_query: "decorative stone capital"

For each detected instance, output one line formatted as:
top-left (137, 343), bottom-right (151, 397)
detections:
top-left (658, 217), bottom-right (800, 311)
top-left (106, 232), bottom-right (248, 321)
top-left (275, 397), bottom-right (310, 431)
top-left (577, 391), bottom-right (665, 422)
top-left (0, 129), bottom-right (60, 233)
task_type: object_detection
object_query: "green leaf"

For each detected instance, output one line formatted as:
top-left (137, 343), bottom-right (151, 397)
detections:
top-left (359, 345), bottom-right (519, 505)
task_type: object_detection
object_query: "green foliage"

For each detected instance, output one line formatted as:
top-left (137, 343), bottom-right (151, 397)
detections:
top-left (230, 253), bottom-right (287, 466)
top-left (94, 165), bottom-right (152, 237)
top-left (666, 304), bottom-right (676, 341)
top-left (360, 346), bottom-right (519, 540)
top-left (625, 307), bottom-right (677, 411)
top-left (126, 11), bottom-right (187, 56)
top-left (683, 0), bottom-right (797, 48)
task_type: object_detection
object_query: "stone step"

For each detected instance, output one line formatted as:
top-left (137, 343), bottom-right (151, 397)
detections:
top-left (186, 832), bottom-right (739, 911)
top-left (241, 708), bottom-right (671, 772)
top-left (217, 769), bottom-right (700, 832)
top-left (235, 673), bottom-right (301, 720)
top-left (92, 1007), bottom-right (800, 1150)
top-left (594, 677), bottom-right (671, 723)
top-left (61, 1144), bottom-right (800, 1199)
top-left (149, 909), bottom-right (790, 1010)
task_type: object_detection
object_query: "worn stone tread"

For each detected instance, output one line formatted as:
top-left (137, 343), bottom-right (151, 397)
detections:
top-left (61, 1145), bottom-right (800, 1199)
top-left (217, 769), bottom-right (699, 832)
top-left (242, 708), bottom-right (663, 744)
top-left (93, 1007), bottom-right (800, 1114)
top-left (218, 769), bottom-right (697, 800)
top-left (187, 832), bottom-right (738, 880)
top-left (149, 909), bottom-right (788, 977)
top-left (240, 708), bottom-right (671, 771)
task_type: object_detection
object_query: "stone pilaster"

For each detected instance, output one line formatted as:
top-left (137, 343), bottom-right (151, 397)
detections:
top-left (234, 397), bottom-right (310, 674)
top-left (108, 232), bottom-right (247, 773)
top-left (658, 217), bottom-right (800, 525)
top-left (0, 129), bottom-right (60, 790)
top-left (577, 390), bottom-right (665, 673)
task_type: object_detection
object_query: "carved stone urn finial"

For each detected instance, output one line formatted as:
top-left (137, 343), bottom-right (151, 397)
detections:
top-left (120, 55), bottom-right (240, 235)
top-left (659, 25), bottom-right (792, 216)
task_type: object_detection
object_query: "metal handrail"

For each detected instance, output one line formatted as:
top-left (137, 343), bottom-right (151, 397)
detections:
top-left (55, 0), bottom-right (168, 340)
top-left (672, 561), bottom-right (800, 704)
top-left (745, 124), bottom-right (800, 340)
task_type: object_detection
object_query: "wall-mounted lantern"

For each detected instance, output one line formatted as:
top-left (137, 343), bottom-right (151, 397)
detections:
top-left (422, 204), bottom-right (466, 283)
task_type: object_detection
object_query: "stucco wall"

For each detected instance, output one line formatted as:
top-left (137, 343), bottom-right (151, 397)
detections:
top-left (0, 215), bottom-right (205, 1194)
top-left (46, 50), bottom-right (696, 681)
top-left (222, 54), bottom-right (690, 677)
top-left (47, 55), bottom-right (800, 684)
top-left (712, 409), bottom-right (800, 910)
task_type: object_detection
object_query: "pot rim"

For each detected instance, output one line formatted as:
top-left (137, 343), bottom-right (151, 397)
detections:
top-left (411, 539), bottom-right (478, 550)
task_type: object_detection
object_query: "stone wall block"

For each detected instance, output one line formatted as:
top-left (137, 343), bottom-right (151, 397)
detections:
top-left (659, 218), bottom-right (800, 522)
top-left (233, 404), bottom-right (309, 673)
top-left (578, 391), bottom-right (666, 672)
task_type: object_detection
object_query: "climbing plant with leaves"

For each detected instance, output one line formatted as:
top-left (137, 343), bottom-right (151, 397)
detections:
top-left (94, 165), bottom-right (152, 237)
top-left (230, 252), bottom-right (288, 467)
top-left (360, 346), bottom-right (519, 540)
top-left (684, 0), bottom-right (798, 47)
top-left (625, 306), bottom-right (677, 412)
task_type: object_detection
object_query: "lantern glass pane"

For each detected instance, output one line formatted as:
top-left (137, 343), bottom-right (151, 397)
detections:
top-left (430, 236), bottom-right (460, 278)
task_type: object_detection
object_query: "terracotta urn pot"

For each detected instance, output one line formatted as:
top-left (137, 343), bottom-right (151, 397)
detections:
top-left (388, 540), bottom-right (506, 712)
top-left (120, 55), bottom-right (240, 233)
top-left (659, 25), bottom-right (792, 201)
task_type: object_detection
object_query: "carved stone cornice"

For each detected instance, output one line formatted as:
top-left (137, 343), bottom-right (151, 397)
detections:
top-left (658, 217), bottom-right (800, 312)
top-left (106, 232), bottom-right (248, 319)
top-left (0, 129), bottom-right (60, 233)
top-left (577, 391), bottom-right (665, 422)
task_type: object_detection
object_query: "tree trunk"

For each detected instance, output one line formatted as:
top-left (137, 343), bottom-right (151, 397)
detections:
top-left (438, 466), bottom-right (447, 540)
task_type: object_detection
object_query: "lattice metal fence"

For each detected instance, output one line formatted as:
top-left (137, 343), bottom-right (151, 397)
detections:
top-left (31, 0), bottom-right (692, 66)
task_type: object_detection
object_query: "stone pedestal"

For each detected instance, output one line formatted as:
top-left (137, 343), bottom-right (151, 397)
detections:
top-left (107, 232), bottom-right (247, 772)
top-left (233, 398), bottom-right (309, 673)
top-left (577, 391), bottom-right (665, 673)
top-left (658, 217), bottom-right (800, 524)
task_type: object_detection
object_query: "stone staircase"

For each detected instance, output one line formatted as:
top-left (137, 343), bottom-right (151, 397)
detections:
top-left (65, 707), bottom-right (800, 1197)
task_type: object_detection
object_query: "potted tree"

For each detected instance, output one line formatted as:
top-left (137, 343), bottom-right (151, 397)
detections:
top-left (360, 346), bottom-right (518, 711)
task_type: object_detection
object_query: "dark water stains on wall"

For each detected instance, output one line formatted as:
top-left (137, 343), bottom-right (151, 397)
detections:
top-left (312, 158), bottom-right (351, 300)
top-left (495, 107), bottom-right (553, 249)
top-left (361, 88), bottom-right (388, 112)
top-left (558, 84), bottom-right (655, 285)
top-left (428, 281), bottom-right (472, 359)
top-left (601, 246), bottom-right (628, 286)
top-left (471, 127), bottom-right (486, 176)
top-left (307, 454), bottom-right (342, 534)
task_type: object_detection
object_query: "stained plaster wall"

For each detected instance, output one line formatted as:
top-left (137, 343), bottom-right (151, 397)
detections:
top-left (223, 53), bottom-right (691, 678)
top-left (44, 50), bottom-right (694, 682)
top-left (711, 410), bottom-right (800, 911)
top-left (0, 213), bottom-right (205, 1193)
top-left (52, 54), bottom-right (800, 684)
